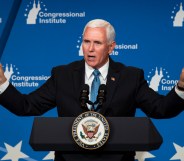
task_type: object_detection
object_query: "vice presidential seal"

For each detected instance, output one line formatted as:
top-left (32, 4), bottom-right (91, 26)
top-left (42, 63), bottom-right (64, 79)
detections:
top-left (72, 111), bottom-right (110, 150)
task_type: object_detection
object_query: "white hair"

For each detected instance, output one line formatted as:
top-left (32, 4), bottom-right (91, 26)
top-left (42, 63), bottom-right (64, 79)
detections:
top-left (83, 19), bottom-right (116, 44)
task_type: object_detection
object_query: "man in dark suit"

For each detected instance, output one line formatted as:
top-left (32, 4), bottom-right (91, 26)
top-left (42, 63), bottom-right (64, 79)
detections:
top-left (0, 19), bottom-right (184, 161)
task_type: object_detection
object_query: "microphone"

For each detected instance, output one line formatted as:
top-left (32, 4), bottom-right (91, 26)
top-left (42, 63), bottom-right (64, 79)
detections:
top-left (97, 84), bottom-right (107, 106)
top-left (79, 84), bottom-right (90, 110)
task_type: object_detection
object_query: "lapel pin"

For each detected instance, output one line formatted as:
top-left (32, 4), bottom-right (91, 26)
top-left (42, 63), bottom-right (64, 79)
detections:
top-left (111, 77), bottom-right (115, 81)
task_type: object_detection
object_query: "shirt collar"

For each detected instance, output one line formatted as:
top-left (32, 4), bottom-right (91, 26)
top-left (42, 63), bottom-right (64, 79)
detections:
top-left (85, 59), bottom-right (109, 80)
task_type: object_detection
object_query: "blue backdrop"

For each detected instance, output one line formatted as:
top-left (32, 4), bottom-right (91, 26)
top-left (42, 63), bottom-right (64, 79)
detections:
top-left (0, 0), bottom-right (184, 160)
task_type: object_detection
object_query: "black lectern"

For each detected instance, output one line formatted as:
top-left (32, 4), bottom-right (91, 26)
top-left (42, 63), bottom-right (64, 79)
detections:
top-left (29, 117), bottom-right (163, 153)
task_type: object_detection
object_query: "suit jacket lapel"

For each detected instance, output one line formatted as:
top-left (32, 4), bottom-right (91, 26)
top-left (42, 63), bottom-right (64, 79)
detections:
top-left (72, 60), bottom-right (85, 106)
top-left (100, 59), bottom-right (121, 115)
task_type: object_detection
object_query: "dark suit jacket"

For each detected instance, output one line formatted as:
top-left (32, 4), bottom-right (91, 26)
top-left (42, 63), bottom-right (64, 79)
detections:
top-left (0, 58), bottom-right (184, 161)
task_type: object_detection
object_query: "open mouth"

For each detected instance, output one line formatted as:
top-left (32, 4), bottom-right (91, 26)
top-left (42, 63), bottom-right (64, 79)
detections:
top-left (88, 55), bottom-right (95, 60)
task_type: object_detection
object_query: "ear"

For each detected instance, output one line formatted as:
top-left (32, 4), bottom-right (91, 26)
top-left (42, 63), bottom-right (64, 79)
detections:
top-left (108, 41), bottom-right (116, 54)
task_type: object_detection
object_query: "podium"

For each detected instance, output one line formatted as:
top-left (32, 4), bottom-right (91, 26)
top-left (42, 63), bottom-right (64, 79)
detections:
top-left (29, 117), bottom-right (163, 153)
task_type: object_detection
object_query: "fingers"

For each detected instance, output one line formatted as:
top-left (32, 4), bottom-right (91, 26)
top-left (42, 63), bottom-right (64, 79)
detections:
top-left (0, 64), bottom-right (7, 85)
top-left (178, 68), bottom-right (184, 88)
top-left (180, 68), bottom-right (184, 81)
top-left (0, 64), bottom-right (4, 73)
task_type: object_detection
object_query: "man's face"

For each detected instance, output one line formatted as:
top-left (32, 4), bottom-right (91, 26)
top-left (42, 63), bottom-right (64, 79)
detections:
top-left (82, 27), bottom-right (115, 69)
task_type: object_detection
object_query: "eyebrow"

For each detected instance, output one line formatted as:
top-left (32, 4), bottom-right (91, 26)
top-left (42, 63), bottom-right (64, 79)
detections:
top-left (83, 39), bottom-right (103, 44)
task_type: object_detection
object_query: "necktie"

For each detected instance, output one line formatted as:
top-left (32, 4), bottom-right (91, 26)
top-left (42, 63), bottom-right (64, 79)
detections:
top-left (91, 69), bottom-right (101, 110)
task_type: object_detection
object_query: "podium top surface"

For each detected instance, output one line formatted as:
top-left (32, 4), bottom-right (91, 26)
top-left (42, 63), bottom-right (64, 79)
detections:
top-left (30, 117), bottom-right (163, 152)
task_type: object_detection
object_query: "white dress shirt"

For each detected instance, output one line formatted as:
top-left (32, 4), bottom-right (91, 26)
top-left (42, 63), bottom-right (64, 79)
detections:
top-left (85, 60), bottom-right (109, 96)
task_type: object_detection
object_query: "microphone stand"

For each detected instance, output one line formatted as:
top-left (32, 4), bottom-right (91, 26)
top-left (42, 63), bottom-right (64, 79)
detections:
top-left (80, 84), bottom-right (106, 112)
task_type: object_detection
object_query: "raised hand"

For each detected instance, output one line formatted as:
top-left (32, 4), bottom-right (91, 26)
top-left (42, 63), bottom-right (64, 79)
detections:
top-left (0, 64), bottom-right (7, 85)
top-left (178, 68), bottom-right (184, 89)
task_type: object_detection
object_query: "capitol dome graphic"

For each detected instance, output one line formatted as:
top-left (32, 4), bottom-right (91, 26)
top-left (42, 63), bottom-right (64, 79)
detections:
top-left (173, 3), bottom-right (184, 27)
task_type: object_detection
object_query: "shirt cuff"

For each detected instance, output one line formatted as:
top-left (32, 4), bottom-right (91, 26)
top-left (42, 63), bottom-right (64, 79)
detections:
top-left (175, 86), bottom-right (184, 99)
top-left (0, 80), bottom-right (10, 94)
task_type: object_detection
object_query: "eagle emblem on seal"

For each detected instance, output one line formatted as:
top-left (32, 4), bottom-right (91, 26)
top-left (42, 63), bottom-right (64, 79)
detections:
top-left (80, 120), bottom-right (101, 141)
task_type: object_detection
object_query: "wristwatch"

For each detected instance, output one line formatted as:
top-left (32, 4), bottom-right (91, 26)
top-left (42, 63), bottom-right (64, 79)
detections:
top-left (177, 83), bottom-right (184, 91)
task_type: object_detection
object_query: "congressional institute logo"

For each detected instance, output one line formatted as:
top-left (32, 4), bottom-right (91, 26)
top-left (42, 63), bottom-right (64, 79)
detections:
top-left (2, 63), bottom-right (50, 88)
top-left (147, 67), bottom-right (177, 93)
top-left (24, 0), bottom-right (85, 25)
top-left (72, 111), bottom-right (110, 150)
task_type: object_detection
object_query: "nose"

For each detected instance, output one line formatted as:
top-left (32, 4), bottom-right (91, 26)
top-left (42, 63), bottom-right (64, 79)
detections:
top-left (89, 43), bottom-right (95, 52)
